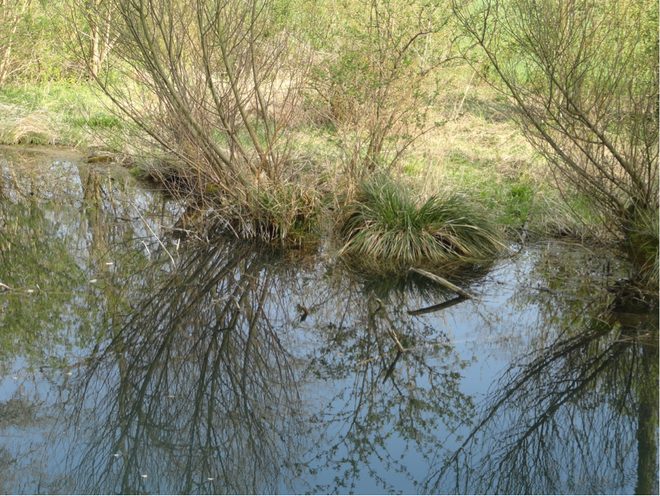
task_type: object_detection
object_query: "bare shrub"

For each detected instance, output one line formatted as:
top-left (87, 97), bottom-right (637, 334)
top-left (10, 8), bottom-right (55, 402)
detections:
top-left (453, 0), bottom-right (658, 283)
top-left (306, 0), bottom-right (456, 180)
top-left (78, 0), bottom-right (315, 245)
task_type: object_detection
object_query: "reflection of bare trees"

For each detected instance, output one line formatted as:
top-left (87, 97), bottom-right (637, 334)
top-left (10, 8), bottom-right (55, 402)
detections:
top-left (62, 242), bottom-right (304, 494)
top-left (427, 303), bottom-right (658, 494)
top-left (10, 156), bottom-right (652, 495)
top-left (53, 239), bottom-right (483, 494)
top-left (2, 149), bottom-right (486, 494)
top-left (298, 278), bottom-right (475, 494)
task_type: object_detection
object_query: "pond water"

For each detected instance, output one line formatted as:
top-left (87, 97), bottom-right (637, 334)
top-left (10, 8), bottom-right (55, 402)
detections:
top-left (0, 146), bottom-right (657, 494)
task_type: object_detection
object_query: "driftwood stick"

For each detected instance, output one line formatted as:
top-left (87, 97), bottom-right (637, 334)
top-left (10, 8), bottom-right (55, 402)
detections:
top-left (408, 295), bottom-right (467, 316)
top-left (386, 326), bottom-right (406, 353)
top-left (410, 268), bottom-right (475, 299)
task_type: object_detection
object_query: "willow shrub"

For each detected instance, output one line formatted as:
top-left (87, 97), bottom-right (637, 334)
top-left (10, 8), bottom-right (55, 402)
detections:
top-left (339, 177), bottom-right (504, 274)
top-left (454, 0), bottom-right (658, 287)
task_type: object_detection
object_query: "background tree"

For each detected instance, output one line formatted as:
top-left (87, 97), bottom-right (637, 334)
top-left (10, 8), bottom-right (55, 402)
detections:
top-left (305, 0), bottom-right (455, 179)
top-left (0, 0), bottom-right (32, 85)
top-left (453, 0), bottom-right (658, 288)
top-left (67, 0), bottom-right (116, 77)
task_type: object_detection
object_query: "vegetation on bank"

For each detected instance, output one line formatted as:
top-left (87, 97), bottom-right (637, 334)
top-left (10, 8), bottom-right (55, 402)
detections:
top-left (0, 0), bottom-right (656, 286)
top-left (0, 82), bottom-right (119, 146)
top-left (339, 176), bottom-right (503, 273)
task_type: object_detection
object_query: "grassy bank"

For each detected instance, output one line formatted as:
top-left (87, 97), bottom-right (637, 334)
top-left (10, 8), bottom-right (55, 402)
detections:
top-left (0, 81), bottom-right (120, 148)
top-left (0, 74), bottom-right (602, 250)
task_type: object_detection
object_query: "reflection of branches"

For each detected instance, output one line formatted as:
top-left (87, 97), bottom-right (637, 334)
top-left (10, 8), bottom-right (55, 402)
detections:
top-left (2, 152), bottom-right (486, 492)
top-left (300, 279), bottom-right (475, 494)
top-left (62, 242), bottom-right (303, 494)
top-left (427, 303), bottom-right (658, 494)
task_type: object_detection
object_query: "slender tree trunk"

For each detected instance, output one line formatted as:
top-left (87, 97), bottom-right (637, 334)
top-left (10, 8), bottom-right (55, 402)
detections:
top-left (635, 343), bottom-right (659, 495)
top-left (0, 0), bottom-right (31, 85)
top-left (91, 24), bottom-right (101, 77)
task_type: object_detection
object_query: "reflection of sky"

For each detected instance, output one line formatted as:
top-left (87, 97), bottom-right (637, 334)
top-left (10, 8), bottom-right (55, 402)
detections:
top-left (0, 149), bottom-right (650, 494)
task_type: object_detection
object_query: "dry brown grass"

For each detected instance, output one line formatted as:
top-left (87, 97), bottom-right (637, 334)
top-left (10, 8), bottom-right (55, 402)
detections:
top-left (0, 103), bottom-right (58, 145)
top-left (410, 75), bottom-right (545, 194)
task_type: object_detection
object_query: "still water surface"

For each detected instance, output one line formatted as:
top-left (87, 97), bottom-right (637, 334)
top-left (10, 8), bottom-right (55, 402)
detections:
top-left (0, 147), bottom-right (657, 494)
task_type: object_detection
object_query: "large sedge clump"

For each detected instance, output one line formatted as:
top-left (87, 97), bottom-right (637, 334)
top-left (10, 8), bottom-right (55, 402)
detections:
top-left (339, 177), bottom-right (504, 273)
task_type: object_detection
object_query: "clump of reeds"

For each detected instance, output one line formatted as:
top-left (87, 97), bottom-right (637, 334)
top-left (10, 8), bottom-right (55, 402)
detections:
top-left (628, 207), bottom-right (659, 291)
top-left (338, 176), bottom-right (504, 273)
top-left (236, 178), bottom-right (322, 247)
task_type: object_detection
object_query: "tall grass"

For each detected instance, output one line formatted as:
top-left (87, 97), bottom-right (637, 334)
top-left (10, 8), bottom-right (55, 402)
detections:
top-left (339, 176), bottom-right (504, 273)
top-left (629, 207), bottom-right (659, 291)
top-left (223, 178), bottom-right (322, 248)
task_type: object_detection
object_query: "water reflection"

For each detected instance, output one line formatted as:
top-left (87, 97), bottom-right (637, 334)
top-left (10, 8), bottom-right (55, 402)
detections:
top-left (294, 277), bottom-right (474, 493)
top-left (426, 248), bottom-right (659, 494)
top-left (0, 149), bottom-right (179, 371)
top-left (54, 239), bottom-right (475, 494)
top-left (62, 243), bottom-right (303, 494)
top-left (0, 148), bottom-right (657, 494)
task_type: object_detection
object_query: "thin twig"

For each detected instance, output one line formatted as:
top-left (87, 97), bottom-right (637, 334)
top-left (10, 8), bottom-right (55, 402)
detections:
top-left (130, 202), bottom-right (176, 268)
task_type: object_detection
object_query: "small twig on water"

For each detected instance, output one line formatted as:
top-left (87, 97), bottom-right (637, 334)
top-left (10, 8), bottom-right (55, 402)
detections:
top-left (130, 202), bottom-right (176, 268)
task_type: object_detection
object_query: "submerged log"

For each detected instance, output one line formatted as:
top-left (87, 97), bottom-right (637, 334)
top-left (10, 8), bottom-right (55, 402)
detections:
top-left (408, 295), bottom-right (467, 316)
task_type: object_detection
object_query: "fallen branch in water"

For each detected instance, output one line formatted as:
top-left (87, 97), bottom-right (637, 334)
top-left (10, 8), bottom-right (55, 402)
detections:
top-left (386, 326), bottom-right (406, 353)
top-left (408, 295), bottom-right (467, 316)
top-left (409, 267), bottom-right (474, 299)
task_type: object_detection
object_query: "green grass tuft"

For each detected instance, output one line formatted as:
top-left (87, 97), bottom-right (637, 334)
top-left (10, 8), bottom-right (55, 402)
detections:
top-left (629, 207), bottom-right (659, 290)
top-left (339, 176), bottom-right (504, 273)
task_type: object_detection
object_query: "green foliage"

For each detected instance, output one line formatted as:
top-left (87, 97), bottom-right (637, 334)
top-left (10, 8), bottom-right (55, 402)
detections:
top-left (629, 207), bottom-right (659, 290)
top-left (339, 176), bottom-right (503, 273)
top-left (503, 182), bottom-right (533, 227)
top-left (0, 0), bottom-right (82, 84)
top-left (0, 199), bottom-right (90, 373)
top-left (69, 113), bottom-right (121, 130)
